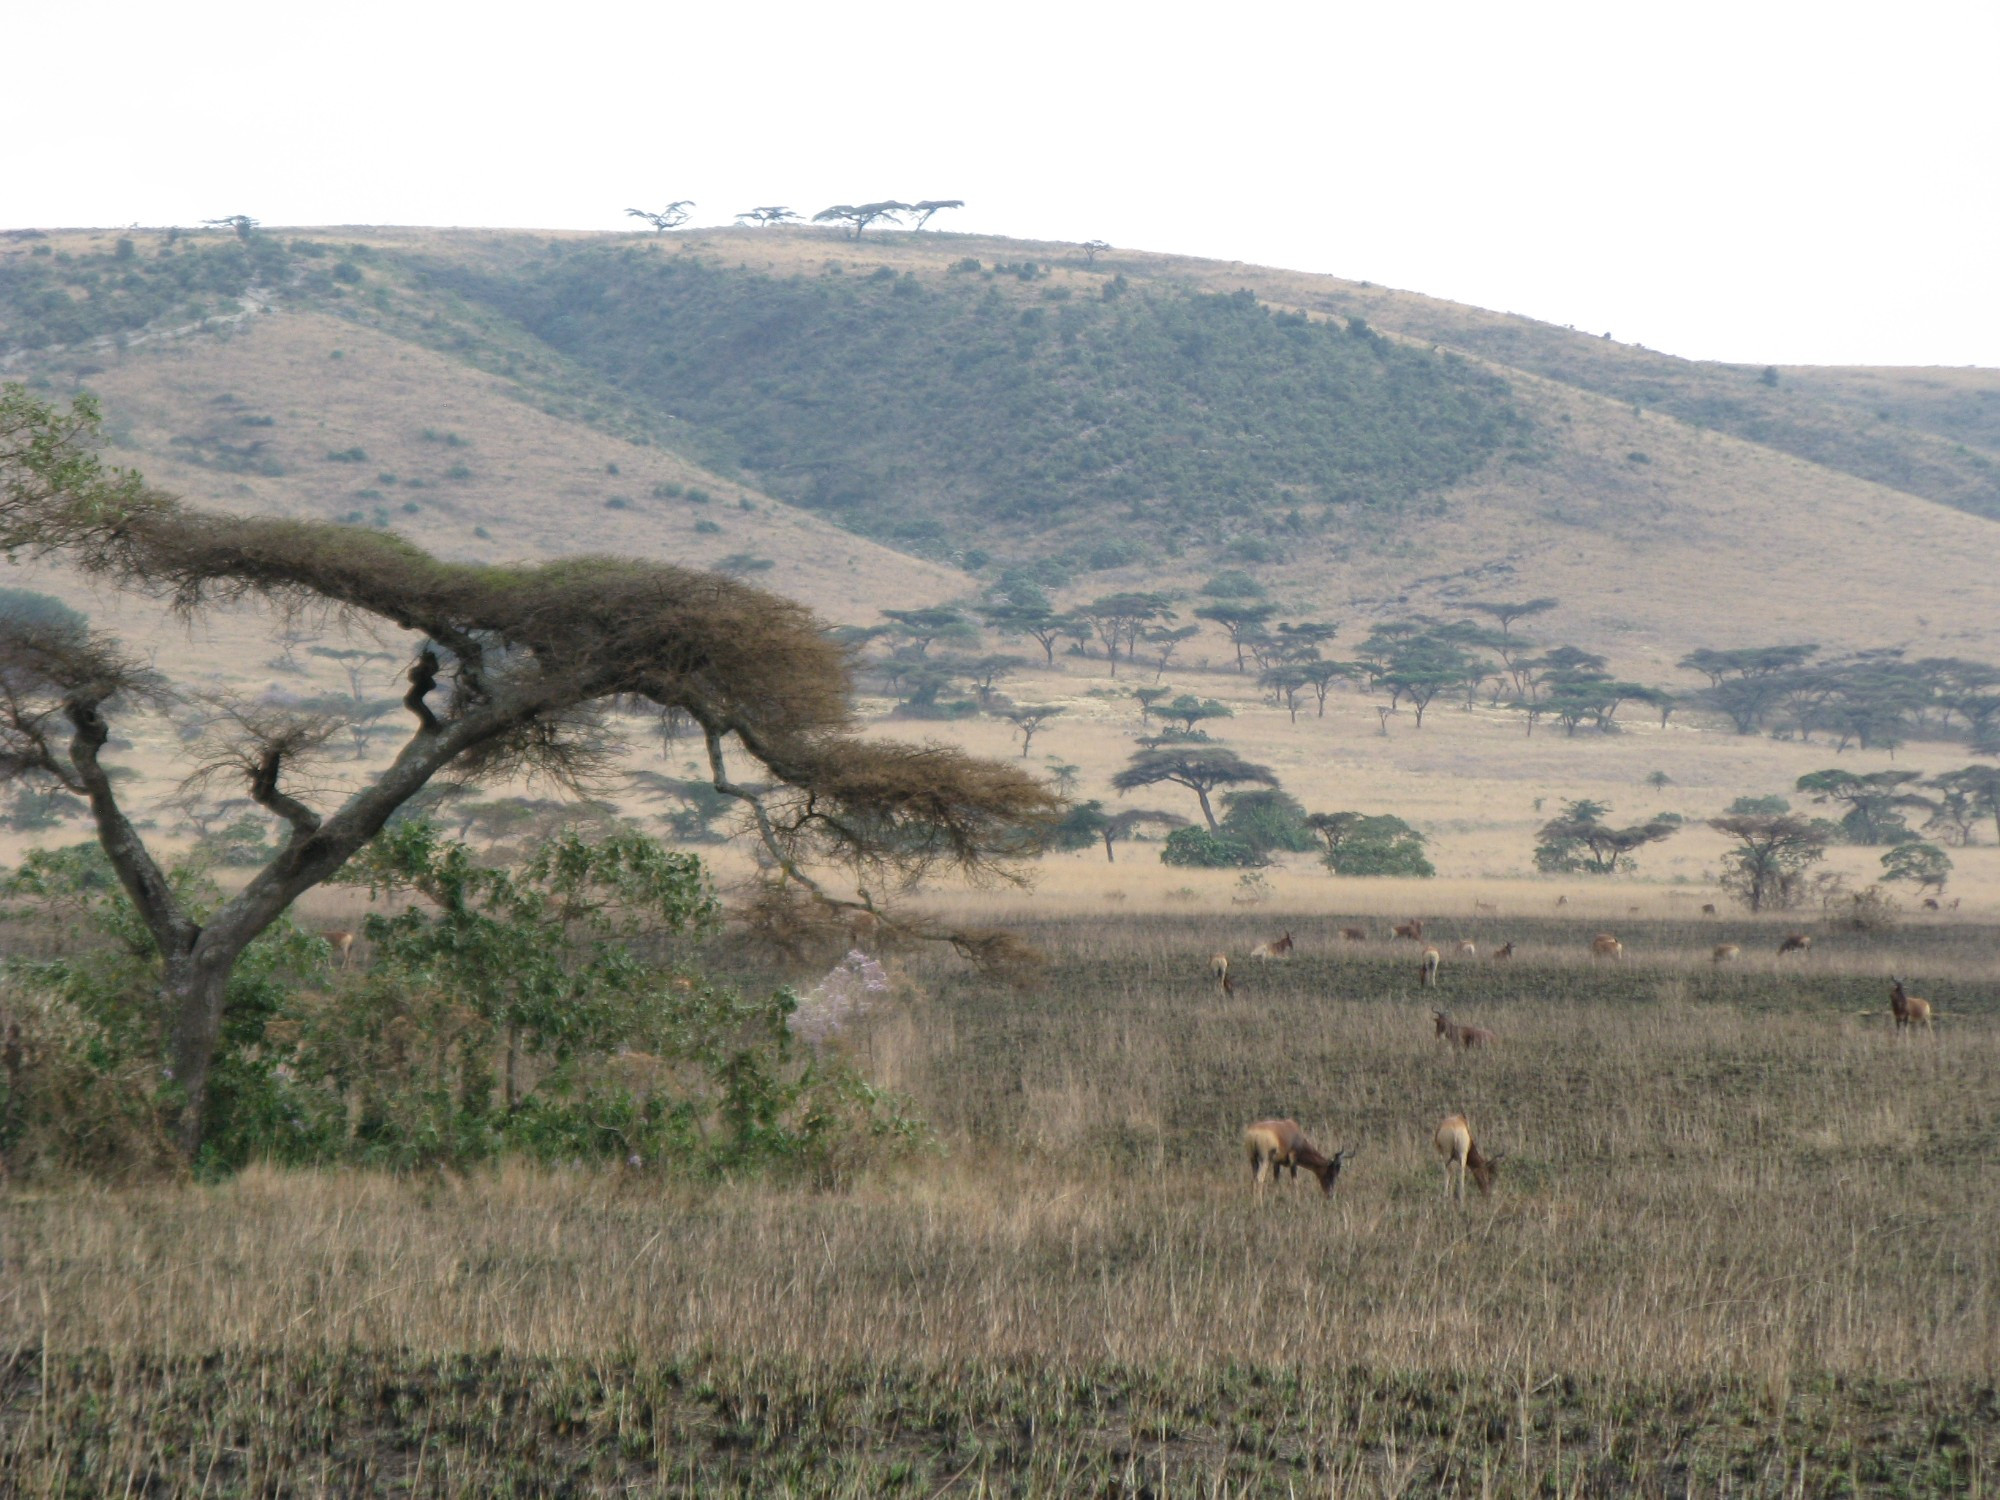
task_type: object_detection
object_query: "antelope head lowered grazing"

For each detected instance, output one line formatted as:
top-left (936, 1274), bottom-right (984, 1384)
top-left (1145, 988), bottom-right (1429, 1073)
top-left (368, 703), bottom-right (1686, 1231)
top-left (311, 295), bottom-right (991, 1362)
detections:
top-left (1777, 933), bottom-right (1812, 957)
top-left (1249, 931), bottom-right (1295, 959)
top-left (1209, 953), bottom-right (1234, 997)
top-left (1243, 1119), bottom-right (1353, 1197)
top-left (1393, 919), bottom-right (1425, 942)
top-left (1434, 1114), bottom-right (1503, 1201)
top-left (320, 929), bottom-right (357, 970)
top-left (1590, 933), bottom-right (1623, 961)
top-left (1419, 947), bottom-right (1441, 987)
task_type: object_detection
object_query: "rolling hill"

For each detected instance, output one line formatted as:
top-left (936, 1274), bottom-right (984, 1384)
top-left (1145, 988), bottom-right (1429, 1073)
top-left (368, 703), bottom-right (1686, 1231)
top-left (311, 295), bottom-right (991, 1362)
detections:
top-left (3, 220), bottom-right (1997, 670)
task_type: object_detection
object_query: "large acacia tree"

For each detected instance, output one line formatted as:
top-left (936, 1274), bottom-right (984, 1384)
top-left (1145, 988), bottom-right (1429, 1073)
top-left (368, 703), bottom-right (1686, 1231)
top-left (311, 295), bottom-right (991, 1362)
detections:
top-left (0, 390), bottom-right (1057, 1161)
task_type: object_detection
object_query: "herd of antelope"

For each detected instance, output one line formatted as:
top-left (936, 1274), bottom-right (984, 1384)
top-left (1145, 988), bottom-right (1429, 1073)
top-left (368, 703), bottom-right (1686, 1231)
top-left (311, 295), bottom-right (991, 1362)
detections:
top-left (1220, 909), bottom-right (1961, 1205)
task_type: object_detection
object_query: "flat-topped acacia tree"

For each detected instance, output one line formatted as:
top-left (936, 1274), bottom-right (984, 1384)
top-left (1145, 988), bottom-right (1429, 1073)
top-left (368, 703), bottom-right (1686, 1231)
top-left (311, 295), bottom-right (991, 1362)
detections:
top-left (0, 389), bottom-right (1058, 1161)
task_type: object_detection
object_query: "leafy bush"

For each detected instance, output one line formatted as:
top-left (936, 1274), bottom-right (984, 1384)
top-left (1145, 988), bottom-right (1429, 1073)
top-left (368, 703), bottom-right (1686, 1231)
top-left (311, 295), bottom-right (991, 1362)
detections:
top-left (1160, 827), bottom-right (1261, 868)
top-left (1312, 812), bottom-right (1435, 877)
top-left (0, 828), bottom-right (928, 1185)
top-left (1218, 789), bottom-right (1315, 855)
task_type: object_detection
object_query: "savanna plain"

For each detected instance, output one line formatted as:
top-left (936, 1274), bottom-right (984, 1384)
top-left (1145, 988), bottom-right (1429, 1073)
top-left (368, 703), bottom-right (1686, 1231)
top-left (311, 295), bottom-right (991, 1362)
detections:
top-left (5, 897), bottom-right (1999, 1496)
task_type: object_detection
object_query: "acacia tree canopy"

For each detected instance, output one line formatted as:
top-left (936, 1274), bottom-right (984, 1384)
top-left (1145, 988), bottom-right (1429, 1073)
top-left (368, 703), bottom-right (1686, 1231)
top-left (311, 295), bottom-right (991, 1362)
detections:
top-left (0, 387), bottom-right (1059, 1161)
top-left (1110, 745), bottom-right (1278, 831)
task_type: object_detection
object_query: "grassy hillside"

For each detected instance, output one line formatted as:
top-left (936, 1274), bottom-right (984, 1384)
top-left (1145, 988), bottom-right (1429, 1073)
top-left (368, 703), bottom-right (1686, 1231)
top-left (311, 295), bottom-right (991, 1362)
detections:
top-left (4, 221), bottom-right (1998, 670)
top-left (430, 242), bottom-right (1530, 560)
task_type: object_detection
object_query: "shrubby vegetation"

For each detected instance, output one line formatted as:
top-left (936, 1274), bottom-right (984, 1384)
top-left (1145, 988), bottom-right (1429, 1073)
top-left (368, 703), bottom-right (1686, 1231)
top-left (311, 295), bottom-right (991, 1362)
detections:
top-left (439, 249), bottom-right (1529, 557)
top-left (0, 233), bottom-right (302, 353)
top-left (0, 828), bottom-right (926, 1182)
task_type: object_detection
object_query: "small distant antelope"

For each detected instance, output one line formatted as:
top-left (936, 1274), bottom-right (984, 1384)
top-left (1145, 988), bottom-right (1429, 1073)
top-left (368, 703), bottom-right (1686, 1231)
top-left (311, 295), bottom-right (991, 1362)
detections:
top-left (1434, 1114), bottom-right (1503, 1201)
top-left (1243, 1119), bottom-right (1353, 1197)
top-left (1700, 904), bottom-right (1718, 917)
top-left (1473, 900), bottom-right (1498, 915)
top-left (1490, 941), bottom-right (1514, 961)
top-left (1456, 939), bottom-right (1478, 957)
top-left (1393, 919), bottom-right (1425, 942)
top-left (320, 929), bottom-right (357, 970)
top-left (1420, 947), bottom-right (1441, 987)
top-left (1340, 926), bottom-right (1368, 943)
top-left (1591, 933), bottom-right (1623, 961)
top-left (1711, 943), bottom-right (1740, 963)
top-left (1921, 898), bottom-right (1940, 912)
top-left (1433, 1010), bottom-right (1496, 1050)
top-left (1249, 932), bottom-right (1295, 959)
top-left (1889, 978), bottom-right (1933, 1035)
top-left (1209, 953), bottom-right (1234, 997)
top-left (1777, 933), bottom-right (1812, 957)
top-left (1555, 895), bottom-right (1569, 907)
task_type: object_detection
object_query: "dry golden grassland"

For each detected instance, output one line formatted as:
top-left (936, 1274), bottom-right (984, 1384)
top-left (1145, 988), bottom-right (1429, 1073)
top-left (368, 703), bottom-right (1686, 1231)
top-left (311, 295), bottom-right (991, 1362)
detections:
top-left (4, 910), bottom-right (1998, 1493)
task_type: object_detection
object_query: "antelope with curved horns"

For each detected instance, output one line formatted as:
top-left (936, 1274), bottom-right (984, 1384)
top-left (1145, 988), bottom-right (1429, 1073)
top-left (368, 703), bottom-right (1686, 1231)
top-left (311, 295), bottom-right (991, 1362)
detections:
top-left (1490, 941), bottom-right (1515, 961)
top-left (1249, 932), bottom-right (1295, 959)
top-left (1210, 953), bottom-right (1235, 997)
top-left (1393, 919), bottom-right (1425, 942)
top-left (1243, 1119), bottom-right (1353, 1197)
top-left (1591, 933), bottom-right (1623, 961)
top-left (1433, 1010), bottom-right (1496, 1050)
top-left (1434, 1114), bottom-right (1503, 1201)
top-left (1889, 977), bottom-right (1933, 1035)
top-left (1777, 933), bottom-right (1812, 957)
top-left (1420, 947), bottom-right (1441, 988)
top-left (1711, 943), bottom-right (1740, 964)
top-left (320, 929), bottom-right (357, 970)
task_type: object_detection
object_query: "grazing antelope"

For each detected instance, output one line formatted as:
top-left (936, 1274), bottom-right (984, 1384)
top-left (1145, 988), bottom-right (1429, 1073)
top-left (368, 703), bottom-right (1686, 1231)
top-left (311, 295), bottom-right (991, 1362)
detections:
top-left (1248, 932), bottom-right (1295, 959)
top-left (1243, 1119), bottom-right (1353, 1197)
top-left (1433, 1010), bottom-right (1496, 1050)
top-left (320, 929), bottom-right (357, 970)
top-left (1456, 939), bottom-right (1478, 957)
top-left (1490, 941), bottom-right (1514, 961)
top-left (1777, 933), bottom-right (1812, 957)
top-left (1889, 978), bottom-right (1933, 1035)
top-left (1420, 947), bottom-right (1441, 987)
top-left (1473, 900), bottom-right (1498, 915)
top-left (1393, 919), bottom-right (1425, 942)
top-left (1590, 933), bottom-right (1623, 961)
top-left (1209, 953), bottom-right (1234, 997)
top-left (1921, 898), bottom-right (1940, 911)
top-left (1340, 926), bottom-right (1368, 943)
top-left (1555, 895), bottom-right (1569, 907)
top-left (1711, 943), bottom-right (1740, 963)
top-left (1700, 904), bottom-right (1717, 916)
top-left (1434, 1114), bottom-right (1503, 1201)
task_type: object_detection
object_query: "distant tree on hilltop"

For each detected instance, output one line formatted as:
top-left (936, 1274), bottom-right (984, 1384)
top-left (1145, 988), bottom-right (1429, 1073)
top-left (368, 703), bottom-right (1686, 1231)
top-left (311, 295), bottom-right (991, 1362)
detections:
top-left (908, 200), bottom-right (964, 230)
top-left (626, 201), bottom-right (694, 233)
top-left (736, 206), bottom-right (800, 227)
top-left (813, 202), bottom-right (909, 238)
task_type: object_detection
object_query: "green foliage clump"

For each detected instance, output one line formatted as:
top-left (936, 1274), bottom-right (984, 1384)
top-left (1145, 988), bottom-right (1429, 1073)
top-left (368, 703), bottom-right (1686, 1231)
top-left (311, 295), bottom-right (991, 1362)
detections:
top-left (444, 250), bottom-right (1527, 557)
top-left (1218, 788), bottom-right (1315, 856)
top-left (1533, 798), bottom-right (1680, 875)
top-left (1309, 812), bottom-right (1435, 877)
top-left (1159, 827), bottom-right (1261, 869)
top-left (0, 828), bottom-right (926, 1184)
top-left (1879, 841), bottom-right (1951, 891)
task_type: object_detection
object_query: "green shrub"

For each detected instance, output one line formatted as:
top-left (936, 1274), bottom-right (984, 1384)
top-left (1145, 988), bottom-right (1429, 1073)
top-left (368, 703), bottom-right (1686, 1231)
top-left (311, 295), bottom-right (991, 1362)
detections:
top-left (1316, 813), bottom-right (1434, 877)
top-left (1160, 827), bottom-right (1262, 868)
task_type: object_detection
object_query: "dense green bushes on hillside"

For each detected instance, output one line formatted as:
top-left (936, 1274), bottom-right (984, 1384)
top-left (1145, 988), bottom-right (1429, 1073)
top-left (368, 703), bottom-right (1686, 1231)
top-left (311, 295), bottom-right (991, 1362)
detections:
top-left (440, 247), bottom-right (1530, 556)
top-left (0, 236), bottom-right (302, 353)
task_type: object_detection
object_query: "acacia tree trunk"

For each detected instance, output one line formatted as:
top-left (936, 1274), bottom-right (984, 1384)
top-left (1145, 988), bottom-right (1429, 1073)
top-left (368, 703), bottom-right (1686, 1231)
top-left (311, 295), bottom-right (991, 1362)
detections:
top-left (163, 946), bottom-right (243, 1162)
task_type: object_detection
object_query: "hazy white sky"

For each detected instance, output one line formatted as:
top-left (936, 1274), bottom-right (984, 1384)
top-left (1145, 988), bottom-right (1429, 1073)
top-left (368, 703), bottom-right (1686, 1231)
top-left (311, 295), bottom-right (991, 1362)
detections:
top-left (9, 1), bottom-right (1995, 367)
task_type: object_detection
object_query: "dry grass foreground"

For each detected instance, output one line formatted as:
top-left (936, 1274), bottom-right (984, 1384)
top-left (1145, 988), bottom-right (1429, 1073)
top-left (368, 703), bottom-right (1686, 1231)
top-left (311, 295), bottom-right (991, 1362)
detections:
top-left (4, 912), bottom-right (1998, 1493)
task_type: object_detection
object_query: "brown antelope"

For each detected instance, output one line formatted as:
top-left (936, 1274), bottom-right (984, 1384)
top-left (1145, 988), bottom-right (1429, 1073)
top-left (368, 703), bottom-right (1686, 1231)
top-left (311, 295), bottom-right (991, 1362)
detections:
top-left (1340, 926), bottom-right (1368, 943)
top-left (320, 929), bottom-right (357, 970)
top-left (1555, 895), bottom-right (1569, 907)
top-left (1434, 1114), bottom-right (1503, 1201)
top-left (1491, 941), bottom-right (1514, 961)
top-left (1249, 932), bottom-right (1295, 959)
top-left (1473, 900), bottom-right (1498, 915)
top-left (1433, 1010), bottom-right (1496, 1050)
top-left (1456, 939), bottom-right (1478, 957)
top-left (1889, 978), bottom-right (1933, 1035)
top-left (1777, 933), bottom-right (1812, 957)
top-left (1711, 943), bottom-right (1740, 963)
top-left (1921, 898), bottom-right (1940, 911)
top-left (1420, 947), bottom-right (1441, 987)
top-left (1244, 1119), bottom-right (1353, 1197)
top-left (1591, 933), bottom-right (1623, 961)
top-left (1209, 953), bottom-right (1234, 997)
top-left (1393, 919), bottom-right (1425, 942)
top-left (1700, 903), bottom-right (1718, 916)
